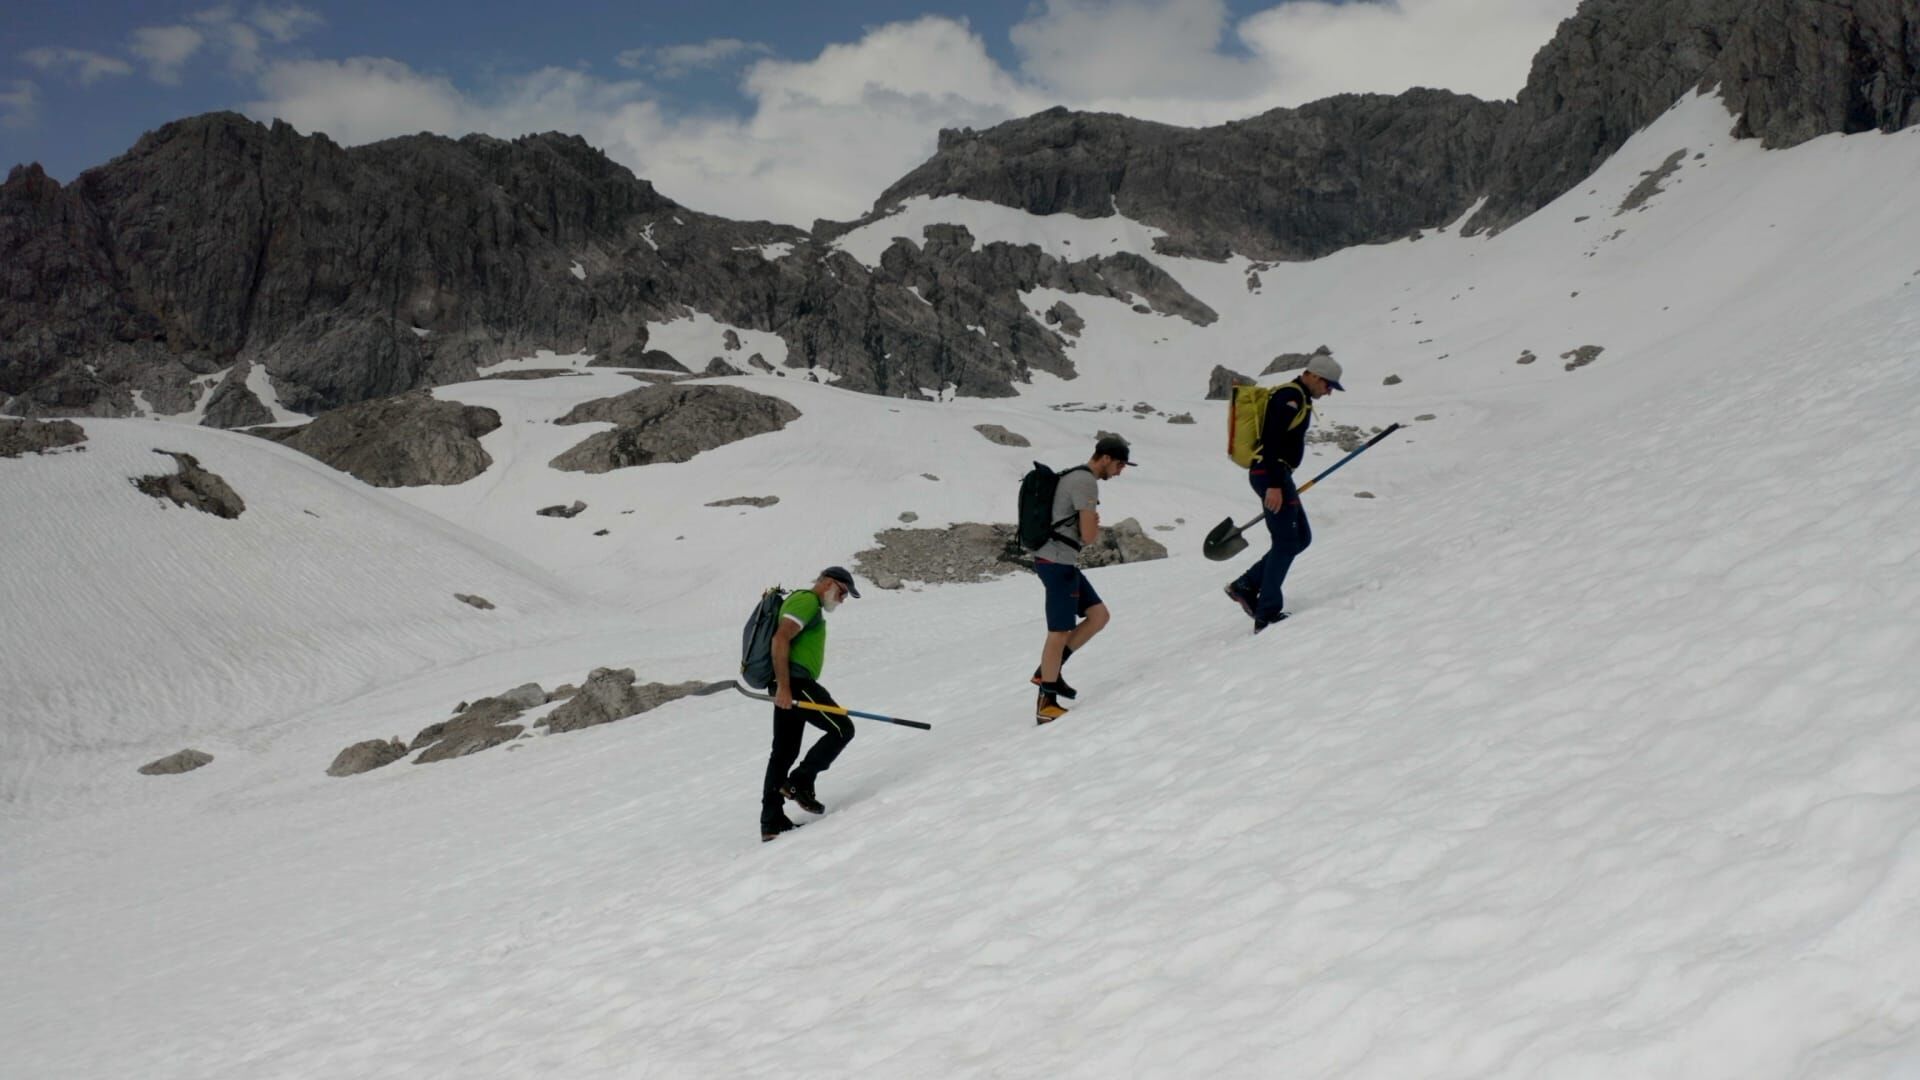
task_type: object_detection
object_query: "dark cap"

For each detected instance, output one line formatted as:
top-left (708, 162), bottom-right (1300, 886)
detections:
top-left (820, 566), bottom-right (861, 598)
top-left (1093, 434), bottom-right (1136, 465)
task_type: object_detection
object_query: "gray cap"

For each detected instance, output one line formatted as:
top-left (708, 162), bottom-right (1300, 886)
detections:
top-left (1304, 354), bottom-right (1345, 391)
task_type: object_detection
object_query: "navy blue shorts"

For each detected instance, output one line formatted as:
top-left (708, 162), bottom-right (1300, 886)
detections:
top-left (1034, 560), bottom-right (1102, 632)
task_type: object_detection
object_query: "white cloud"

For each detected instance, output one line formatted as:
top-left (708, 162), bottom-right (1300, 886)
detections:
top-left (240, 1), bottom-right (1582, 226)
top-left (246, 58), bottom-right (470, 139)
top-left (20, 47), bottom-right (137, 86)
top-left (249, 4), bottom-right (325, 43)
top-left (618, 38), bottom-right (773, 79)
top-left (1, 79), bottom-right (39, 130)
top-left (1234, 0), bottom-right (1579, 108)
top-left (1012, 0), bottom-right (1265, 101)
top-left (130, 5), bottom-right (321, 83)
top-left (130, 25), bottom-right (205, 85)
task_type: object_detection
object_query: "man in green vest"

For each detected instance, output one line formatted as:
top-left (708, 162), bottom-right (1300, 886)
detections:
top-left (1224, 355), bottom-right (1343, 632)
top-left (763, 566), bottom-right (861, 841)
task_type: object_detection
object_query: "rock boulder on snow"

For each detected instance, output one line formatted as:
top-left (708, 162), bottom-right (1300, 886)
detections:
top-left (131, 450), bottom-right (246, 518)
top-left (540, 667), bottom-right (710, 734)
top-left (254, 392), bottom-right (499, 487)
top-left (855, 515), bottom-right (1170, 587)
top-left (138, 748), bottom-right (213, 775)
top-left (549, 384), bottom-right (799, 473)
top-left (0, 417), bottom-right (87, 458)
top-left (973, 424), bottom-right (1031, 447)
top-left (1077, 517), bottom-right (1171, 569)
top-left (412, 695), bottom-right (527, 764)
top-left (1206, 365), bottom-right (1254, 400)
top-left (327, 738), bottom-right (408, 777)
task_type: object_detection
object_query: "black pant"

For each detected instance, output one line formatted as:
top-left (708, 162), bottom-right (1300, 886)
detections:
top-left (762, 675), bottom-right (854, 819)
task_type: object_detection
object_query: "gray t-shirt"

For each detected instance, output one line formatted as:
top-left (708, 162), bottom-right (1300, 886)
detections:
top-left (1033, 467), bottom-right (1099, 565)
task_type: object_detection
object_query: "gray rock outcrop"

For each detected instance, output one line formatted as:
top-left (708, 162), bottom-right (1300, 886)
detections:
top-left (1044, 301), bottom-right (1085, 337)
top-left (254, 392), bottom-right (499, 486)
top-left (707, 495), bottom-right (780, 508)
top-left (455, 593), bottom-right (495, 610)
top-left (550, 384), bottom-right (799, 473)
top-left (1206, 366), bottom-right (1254, 400)
top-left (0, 417), bottom-right (87, 457)
top-left (412, 695), bottom-right (527, 764)
top-left (1466, 0), bottom-right (1920, 235)
top-left (199, 361), bottom-right (275, 429)
top-left (132, 450), bottom-right (245, 518)
top-left (540, 667), bottom-right (708, 734)
top-left (854, 523), bottom-right (1027, 587)
top-left (1562, 345), bottom-right (1606, 370)
top-left (538, 501), bottom-right (587, 518)
top-left (855, 517), bottom-right (1168, 587)
top-left (1078, 517), bottom-right (1170, 569)
top-left (973, 423), bottom-right (1031, 447)
top-left (327, 738), bottom-right (408, 777)
top-left (138, 748), bottom-right (213, 775)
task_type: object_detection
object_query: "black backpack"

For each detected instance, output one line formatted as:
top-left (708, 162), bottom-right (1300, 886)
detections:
top-left (739, 586), bottom-right (821, 689)
top-left (1017, 463), bottom-right (1089, 552)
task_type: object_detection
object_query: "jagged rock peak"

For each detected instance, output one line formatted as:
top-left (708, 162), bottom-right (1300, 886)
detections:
top-left (873, 90), bottom-right (1511, 262)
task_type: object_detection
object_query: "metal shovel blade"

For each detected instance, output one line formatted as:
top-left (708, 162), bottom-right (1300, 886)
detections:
top-left (1203, 516), bottom-right (1249, 561)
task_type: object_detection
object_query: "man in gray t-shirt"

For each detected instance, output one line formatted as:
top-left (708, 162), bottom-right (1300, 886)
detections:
top-left (1032, 467), bottom-right (1100, 565)
top-left (1032, 435), bottom-right (1133, 723)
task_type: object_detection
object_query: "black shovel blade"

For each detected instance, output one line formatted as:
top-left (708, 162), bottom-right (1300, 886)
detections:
top-left (1203, 516), bottom-right (1248, 561)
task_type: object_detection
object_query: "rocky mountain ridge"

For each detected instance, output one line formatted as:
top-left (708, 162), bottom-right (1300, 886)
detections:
top-left (3, 0), bottom-right (1914, 422)
top-left (858, 0), bottom-right (1916, 245)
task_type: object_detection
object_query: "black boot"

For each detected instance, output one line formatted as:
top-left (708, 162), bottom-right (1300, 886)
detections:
top-left (781, 777), bottom-right (826, 815)
top-left (761, 811), bottom-right (800, 842)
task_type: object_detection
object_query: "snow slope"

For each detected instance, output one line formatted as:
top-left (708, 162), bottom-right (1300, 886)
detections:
top-left (0, 422), bottom-right (592, 813)
top-left (3, 92), bottom-right (1918, 1078)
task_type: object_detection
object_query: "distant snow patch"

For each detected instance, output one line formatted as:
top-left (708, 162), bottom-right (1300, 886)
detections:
top-left (834, 196), bottom-right (1168, 269)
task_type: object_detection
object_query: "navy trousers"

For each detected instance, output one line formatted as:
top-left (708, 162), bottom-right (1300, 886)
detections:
top-left (1230, 469), bottom-right (1312, 620)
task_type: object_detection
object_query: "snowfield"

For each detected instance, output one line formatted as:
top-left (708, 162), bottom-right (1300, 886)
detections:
top-left (3, 93), bottom-right (1918, 1078)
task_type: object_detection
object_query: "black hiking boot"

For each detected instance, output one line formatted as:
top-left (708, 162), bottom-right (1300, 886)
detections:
top-left (1252, 612), bottom-right (1290, 634)
top-left (1225, 583), bottom-right (1257, 620)
top-left (781, 777), bottom-right (826, 815)
top-left (1030, 674), bottom-right (1077, 699)
top-left (761, 812), bottom-right (801, 842)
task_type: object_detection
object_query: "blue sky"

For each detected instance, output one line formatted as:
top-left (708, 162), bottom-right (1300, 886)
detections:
top-left (1, 0), bottom-right (1578, 225)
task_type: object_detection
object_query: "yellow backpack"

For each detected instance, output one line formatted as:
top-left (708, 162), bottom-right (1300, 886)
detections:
top-left (1226, 382), bottom-right (1311, 467)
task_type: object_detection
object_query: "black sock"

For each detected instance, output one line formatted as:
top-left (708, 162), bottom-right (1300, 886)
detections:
top-left (1035, 645), bottom-right (1076, 681)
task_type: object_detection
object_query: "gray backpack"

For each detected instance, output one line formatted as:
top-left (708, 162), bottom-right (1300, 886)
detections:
top-left (739, 586), bottom-right (819, 689)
